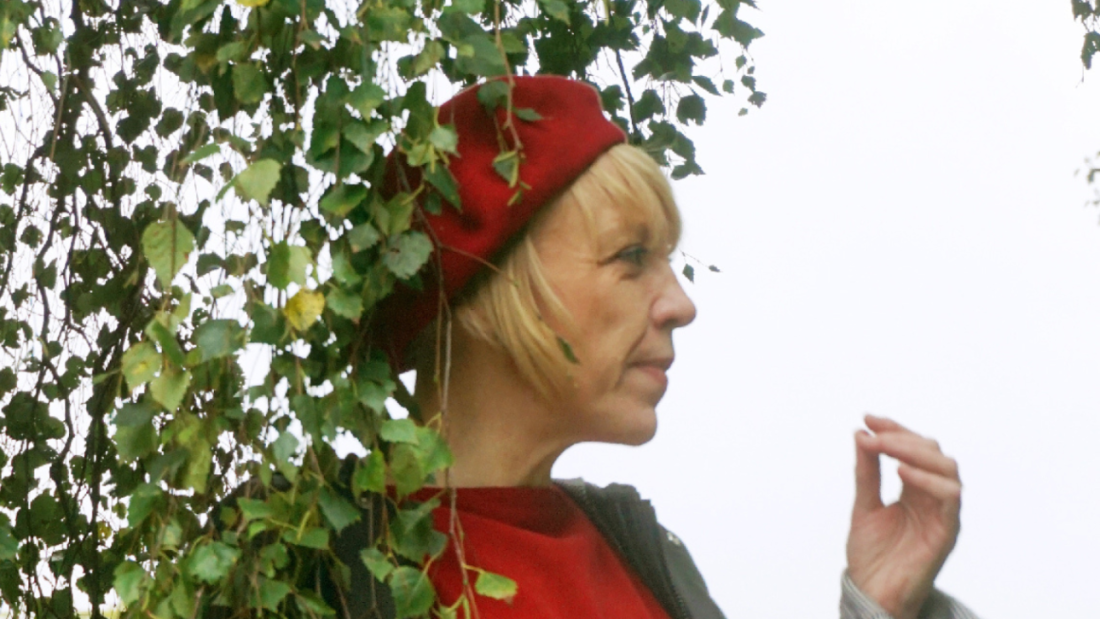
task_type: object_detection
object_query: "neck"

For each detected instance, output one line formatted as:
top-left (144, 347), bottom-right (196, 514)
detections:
top-left (413, 331), bottom-right (573, 488)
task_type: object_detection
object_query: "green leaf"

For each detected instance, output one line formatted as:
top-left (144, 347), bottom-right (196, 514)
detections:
top-left (121, 342), bottom-right (162, 388)
top-left (360, 547), bottom-right (394, 582)
top-left (258, 578), bottom-right (291, 610)
top-left (318, 487), bottom-right (361, 532)
top-left (476, 80), bottom-right (509, 111)
top-left (115, 421), bottom-right (157, 461)
top-left (216, 40), bottom-right (250, 63)
top-left (296, 590), bottom-right (335, 616)
top-left (410, 40), bottom-right (445, 76)
top-left (41, 71), bottom-right (57, 94)
top-left (713, 11), bottom-right (764, 46)
top-left (474, 571), bottom-right (517, 601)
top-left (514, 107), bottom-right (542, 122)
top-left (632, 89), bottom-right (665, 122)
top-left (455, 35), bottom-right (507, 77)
top-left (349, 83), bottom-right (386, 117)
top-left (539, 0), bottom-right (570, 22)
top-left (345, 119), bottom-right (389, 154)
top-left (270, 429), bottom-right (298, 461)
top-left (664, 0), bottom-right (701, 22)
top-left (380, 418), bottom-right (419, 444)
top-left (146, 318), bottom-right (185, 366)
top-left (348, 222), bottom-right (381, 252)
top-left (127, 483), bottom-right (163, 527)
top-left (383, 231), bottom-right (433, 279)
top-left (354, 450), bottom-right (387, 494)
top-left (389, 566), bottom-right (436, 618)
top-left (390, 443), bottom-right (425, 496)
top-left (235, 159), bottom-right (282, 206)
top-left (142, 219), bottom-right (196, 289)
top-left (413, 426), bottom-right (454, 474)
top-left (284, 527), bottom-right (329, 549)
top-left (423, 164), bottom-right (461, 209)
top-left (0, 368), bottom-right (15, 396)
top-left (267, 242), bottom-right (311, 289)
top-left (150, 366), bottom-right (191, 412)
top-left (113, 562), bottom-right (150, 606)
top-left (193, 319), bottom-right (245, 361)
top-left (114, 401), bottom-right (156, 427)
top-left (320, 184), bottom-right (368, 218)
top-left (331, 246), bottom-right (363, 286)
top-left (182, 143), bottom-right (220, 164)
top-left (298, 29), bottom-right (326, 50)
top-left (676, 94), bottom-right (706, 125)
top-left (446, 0), bottom-right (483, 13)
top-left (188, 541), bottom-right (241, 584)
top-left (0, 524), bottom-right (18, 561)
top-left (491, 149), bottom-right (520, 187)
top-left (232, 62), bottom-right (267, 104)
top-left (326, 287), bottom-right (363, 319)
top-left (211, 284), bottom-right (235, 298)
top-left (692, 75), bottom-right (720, 96)
top-left (556, 336), bottom-right (580, 364)
top-left (429, 125), bottom-right (458, 154)
top-left (237, 498), bottom-right (274, 523)
top-left (249, 301), bottom-right (285, 345)
top-left (358, 379), bottom-right (393, 413)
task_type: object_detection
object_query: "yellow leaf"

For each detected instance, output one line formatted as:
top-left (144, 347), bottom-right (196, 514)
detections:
top-left (284, 289), bottom-right (325, 331)
top-left (236, 0), bottom-right (271, 6)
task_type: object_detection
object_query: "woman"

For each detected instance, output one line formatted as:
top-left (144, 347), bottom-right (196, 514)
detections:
top-left (345, 75), bottom-right (979, 619)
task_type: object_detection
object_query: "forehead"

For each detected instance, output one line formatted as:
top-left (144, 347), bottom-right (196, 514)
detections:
top-left (534, 188), bottom-right (673, 254)
top-left (529, 145), bottom-right (682, 253)
top-left (582, 181), bottom-right (677, 251)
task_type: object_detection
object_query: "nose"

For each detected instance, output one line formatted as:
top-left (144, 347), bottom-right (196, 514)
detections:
top-left (652, 263), bottom-right (697, 331)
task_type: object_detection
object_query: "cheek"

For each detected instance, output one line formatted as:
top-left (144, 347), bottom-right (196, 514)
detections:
top-left (572, 293), bottom-right (649, 382)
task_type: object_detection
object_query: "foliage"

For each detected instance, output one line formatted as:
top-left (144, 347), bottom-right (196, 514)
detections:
top-left (0, 0), bottom-right (762, 618)
top-left (1073, 1), bottom-right (1100, 205)
top-left (1076, 0), bottom-right (1100, 69)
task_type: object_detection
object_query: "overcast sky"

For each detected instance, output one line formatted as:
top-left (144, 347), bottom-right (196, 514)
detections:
top-left (553, 2), bottom-right (1100, 618)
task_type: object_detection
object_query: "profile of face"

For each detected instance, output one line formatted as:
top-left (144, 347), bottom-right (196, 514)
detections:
top-left (530, 193), bottom-right (697, 447)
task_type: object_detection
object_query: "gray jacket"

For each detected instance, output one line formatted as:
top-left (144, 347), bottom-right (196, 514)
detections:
top-left (327, 478), bottom-right (980, 619)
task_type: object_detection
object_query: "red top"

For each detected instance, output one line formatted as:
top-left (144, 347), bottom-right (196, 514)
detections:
top-left (413, 485), bottom-right (673, 619)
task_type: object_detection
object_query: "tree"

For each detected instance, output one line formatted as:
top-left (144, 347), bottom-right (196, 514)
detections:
top-left (0, 1), bottom-right (763, 618)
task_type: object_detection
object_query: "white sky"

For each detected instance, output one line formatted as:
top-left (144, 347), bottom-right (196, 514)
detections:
top-left (553, 2), bottom-right (1100, 617)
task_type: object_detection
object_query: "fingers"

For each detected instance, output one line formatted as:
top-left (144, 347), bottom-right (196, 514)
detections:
top-left (853, 430), bottom-right (884, 513)
top-left (859, 427), bottom-right (960, 480)
top-left (864, 413), bottom-right (909, 434)
top-left (897, 463), bottom-right (963, 506)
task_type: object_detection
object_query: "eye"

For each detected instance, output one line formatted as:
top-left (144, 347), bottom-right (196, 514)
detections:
top-left (615, 245), bottom-right (650, 267)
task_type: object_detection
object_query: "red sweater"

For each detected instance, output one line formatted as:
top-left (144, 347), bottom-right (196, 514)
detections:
top-left (412, 485), bottom-right (672, 619)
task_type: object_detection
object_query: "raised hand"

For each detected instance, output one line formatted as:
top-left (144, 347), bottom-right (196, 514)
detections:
top-left (846, 415), bottom-right (963, 619)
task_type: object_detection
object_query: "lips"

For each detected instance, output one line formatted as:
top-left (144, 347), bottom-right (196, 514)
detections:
top-left (631, 357), bottom-right (674, 371)
top-left (629, 356), bottom-right (673, 390)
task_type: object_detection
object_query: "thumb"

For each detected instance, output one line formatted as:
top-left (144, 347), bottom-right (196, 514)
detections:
top-left (853, 430), bottom-right (883, 514)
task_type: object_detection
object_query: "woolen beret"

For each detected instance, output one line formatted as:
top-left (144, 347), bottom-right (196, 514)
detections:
top-left (374, 75), bottom-right (628, 368)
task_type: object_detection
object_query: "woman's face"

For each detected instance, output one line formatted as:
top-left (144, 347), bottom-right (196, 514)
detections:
top-left (532, 195), bottom-right (697, 446)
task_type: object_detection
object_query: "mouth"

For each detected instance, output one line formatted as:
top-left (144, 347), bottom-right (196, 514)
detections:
top-left (632, 357), bottom-right (674, 372)
top-left (629, 357), bottom-right (674, 387)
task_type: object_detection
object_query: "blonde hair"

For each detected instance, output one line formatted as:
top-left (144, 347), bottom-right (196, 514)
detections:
top-left (415, 143), bottom-right (682, 398)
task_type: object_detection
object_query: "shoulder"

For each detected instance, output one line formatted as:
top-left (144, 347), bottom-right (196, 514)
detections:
top-left (556, 478), bottom-right (728, 619)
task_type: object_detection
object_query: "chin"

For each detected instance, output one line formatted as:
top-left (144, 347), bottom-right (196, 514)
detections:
top-left (605, 407), bottom-right (659, 446)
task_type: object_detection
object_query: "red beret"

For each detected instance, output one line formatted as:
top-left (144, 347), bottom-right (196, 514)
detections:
top-left (374, 76), bottom-right (628, 368)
